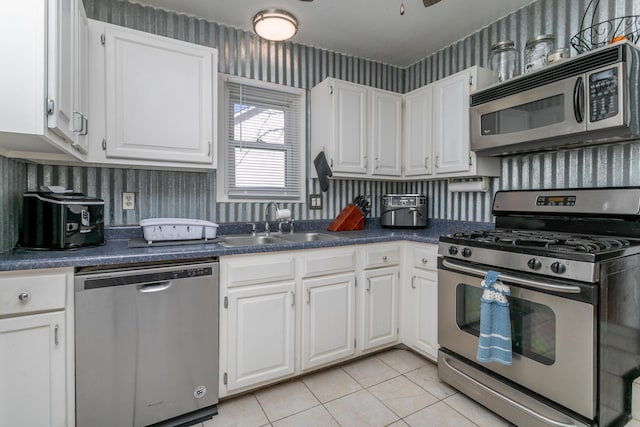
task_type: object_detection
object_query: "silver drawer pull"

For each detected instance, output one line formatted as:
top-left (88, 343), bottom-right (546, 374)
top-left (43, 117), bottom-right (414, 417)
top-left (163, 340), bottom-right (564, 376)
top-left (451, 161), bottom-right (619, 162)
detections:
top-left (382, 255), bottom-right (388, 261)
top-left (18, 292), bottom-right (30, 302)
top-left (421, 258), bottom-right (428, 264)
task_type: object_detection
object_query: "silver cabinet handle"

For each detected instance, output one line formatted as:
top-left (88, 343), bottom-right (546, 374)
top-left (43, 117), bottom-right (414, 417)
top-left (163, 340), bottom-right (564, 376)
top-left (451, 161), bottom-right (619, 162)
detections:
top-left (306, 288), bottom-right (311, 304)
top-left (421, 258), bottom-right (428, 265)
top-left (375, 158), bottom-right (380, 169)
top-left (366, 278), bottom-right (371, 292)
top-left (18, 292), bottom-right (30, 302)
top-left (424, 157), bottom-right (429, 169)
top-left (290, 291), bottom-right (295, 306)
top-left (208, 141), bottom-right (211, 157)
top-left (72, 110), bottom-right (83, 133)
top-left (330, 158), bottom-right (334, 168)
top-left (442, 259), bottom-right (581, 294)
top-left (382, 255), bottom-right (388, 262)
top-left (54, 324), bottom-right (59, 346)
top-left (411, 276), bottom-right (416, 289)
top-left (139, 282), bottom-right (172, 293)
top-left (435, 155), bottom-right (440, 168)
top-left (441, 356), bottom-right (578, 427)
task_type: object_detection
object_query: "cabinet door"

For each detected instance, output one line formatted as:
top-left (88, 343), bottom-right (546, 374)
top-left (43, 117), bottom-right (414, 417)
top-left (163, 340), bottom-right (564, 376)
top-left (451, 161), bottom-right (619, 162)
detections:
top-left (409, 271), bottom-right (438, 360)
top-left (362, 267), bottom-right (399, 350)
top-left (302, 273), bottom-right (356, 370)
top-left (404, 86), bottom-right (433, 177)
top-left (71, 0), bottom-right (89, 154)
top-left (0, 311), bottom-right (66, 427)
top-left (330, 81), bottom-right (367, 174)
top-left (226, 282), bottom-right (295, 391)
top-left (371, 90), bottom-right (402, 177)
top-left (434, 70), bottom-right (471, 174)
top-left (104, 25), bottom-right (215, 164)
top-left (47, 0), bottom-right (76, 145)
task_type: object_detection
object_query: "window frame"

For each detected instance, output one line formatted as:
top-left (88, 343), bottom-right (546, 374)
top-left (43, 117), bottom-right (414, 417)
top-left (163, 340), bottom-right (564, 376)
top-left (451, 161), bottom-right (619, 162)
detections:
top-left (217, 75), bottom-right (306, 203)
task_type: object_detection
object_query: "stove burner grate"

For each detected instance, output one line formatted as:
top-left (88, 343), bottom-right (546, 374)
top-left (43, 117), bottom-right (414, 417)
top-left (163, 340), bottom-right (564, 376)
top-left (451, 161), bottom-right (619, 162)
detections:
top-left (452, 230), bottom-right (633, 254)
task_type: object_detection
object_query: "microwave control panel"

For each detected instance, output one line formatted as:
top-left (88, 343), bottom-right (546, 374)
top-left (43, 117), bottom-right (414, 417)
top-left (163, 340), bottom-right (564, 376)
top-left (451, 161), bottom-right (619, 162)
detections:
top-left (589, 67), bottom-right (618, 122)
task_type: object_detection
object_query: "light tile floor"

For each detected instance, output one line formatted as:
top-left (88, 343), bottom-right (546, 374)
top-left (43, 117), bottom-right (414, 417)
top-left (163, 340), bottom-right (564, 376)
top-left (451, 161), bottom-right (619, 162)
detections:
top-left (205, 348), bottom-right (512, 427)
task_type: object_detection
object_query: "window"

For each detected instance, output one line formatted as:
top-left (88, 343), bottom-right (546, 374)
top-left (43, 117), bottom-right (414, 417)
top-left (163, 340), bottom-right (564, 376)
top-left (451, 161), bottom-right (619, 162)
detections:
top-left (218, 75), bottom-right (305, 202)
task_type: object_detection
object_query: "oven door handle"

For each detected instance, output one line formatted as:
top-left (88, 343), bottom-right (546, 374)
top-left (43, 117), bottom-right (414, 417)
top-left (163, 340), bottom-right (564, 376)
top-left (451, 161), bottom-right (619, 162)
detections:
top-left (442, 259), bottom-right (582, 294)
top-left (441, 355), bottom-right (580, 427)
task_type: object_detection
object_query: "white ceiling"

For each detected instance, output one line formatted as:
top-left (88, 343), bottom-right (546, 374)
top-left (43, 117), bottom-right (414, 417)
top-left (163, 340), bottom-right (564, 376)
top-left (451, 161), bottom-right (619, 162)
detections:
top-left (128, 0), bottom-right (536, 67)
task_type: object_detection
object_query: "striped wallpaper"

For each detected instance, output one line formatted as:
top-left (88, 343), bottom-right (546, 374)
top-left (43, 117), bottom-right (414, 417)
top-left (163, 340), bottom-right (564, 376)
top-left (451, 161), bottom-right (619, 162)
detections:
top-left (2, 0), bottom-right (640, 252)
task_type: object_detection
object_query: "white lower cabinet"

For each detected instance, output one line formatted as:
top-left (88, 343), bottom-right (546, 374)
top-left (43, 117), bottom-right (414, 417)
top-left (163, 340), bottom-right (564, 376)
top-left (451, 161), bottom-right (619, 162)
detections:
top-left (403, 244), bottom-right (439, 361)
top-left (0, 268), bottom-right (74, 427)
top-left (301, 273), bottom-right (356, 370)
top-left (219, 253), bottom-right (296, 397)
top-left (219, 242), bottom-right (439, 397)
top-left (226, 281), bottom-right (296, 391)
top-left (361, 267), bottom-right (399, 350)
top-left (0, 312), bottom-right (66, 427)
top-left (359, 244), bottom-right (401, 352)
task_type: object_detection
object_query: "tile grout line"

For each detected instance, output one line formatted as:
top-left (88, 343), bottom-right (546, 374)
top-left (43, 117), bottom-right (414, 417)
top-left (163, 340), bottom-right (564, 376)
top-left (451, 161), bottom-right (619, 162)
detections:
top-left (298, 377), bottom-right (345, 427)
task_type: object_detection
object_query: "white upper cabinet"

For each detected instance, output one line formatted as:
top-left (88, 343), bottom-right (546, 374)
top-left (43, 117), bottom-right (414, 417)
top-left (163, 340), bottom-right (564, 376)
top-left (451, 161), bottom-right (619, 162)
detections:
top-left (371, 89), bottom-right (403, 177)
top-left (312, 79), bottom-right (368, 175)
top-left (433, 70), bottom-right (472, 174)
top-left (403, 85), bottom-right (434, 177)
top-left (88, 20), bottom-right (217, 169)
top-left (0, 0), bottom-right (89, 161)
top-left (432, 66), bottom-right (500, 177)
top-left (311, 78), bottom-right (402, 179)
top-left (311, 68), bottom-right (499, 181)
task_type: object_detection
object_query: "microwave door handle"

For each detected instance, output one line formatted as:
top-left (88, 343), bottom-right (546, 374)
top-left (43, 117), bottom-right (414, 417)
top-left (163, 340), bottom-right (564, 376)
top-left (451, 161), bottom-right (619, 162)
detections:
top-left (441, 259), bottom-right (582, 294)
top-left (573, 76), bottom-right (585, 123)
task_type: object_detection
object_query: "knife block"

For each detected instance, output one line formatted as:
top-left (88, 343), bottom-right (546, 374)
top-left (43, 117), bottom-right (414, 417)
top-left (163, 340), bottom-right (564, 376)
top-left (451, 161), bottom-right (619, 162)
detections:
top-left (327, 205), bottom-right (364, 231)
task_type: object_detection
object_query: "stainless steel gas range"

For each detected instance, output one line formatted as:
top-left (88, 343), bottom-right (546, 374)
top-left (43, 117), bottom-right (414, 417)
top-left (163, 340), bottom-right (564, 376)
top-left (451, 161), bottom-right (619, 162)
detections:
top-left (437, 188), bottom-right (640, 427)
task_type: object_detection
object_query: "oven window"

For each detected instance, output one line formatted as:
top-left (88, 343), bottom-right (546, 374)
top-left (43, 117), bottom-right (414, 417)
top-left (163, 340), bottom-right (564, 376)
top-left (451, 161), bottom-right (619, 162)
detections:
top-left (456, 284), bottom-right (556, 365)
top-left (480, 94), bottom-right (565, 136)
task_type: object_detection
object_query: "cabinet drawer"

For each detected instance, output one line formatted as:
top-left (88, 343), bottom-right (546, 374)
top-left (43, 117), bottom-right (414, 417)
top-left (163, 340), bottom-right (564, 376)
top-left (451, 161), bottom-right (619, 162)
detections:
top-left (223, 254), bottom-right (295, 287)
top-left (363, 245), bottom-right (401, 269)
top-left (412, 245), bottom-right (438, 271)
top-left (298, 248), bottom-right (356, 278)
top-left (0, 270), bottom-right (67, 317)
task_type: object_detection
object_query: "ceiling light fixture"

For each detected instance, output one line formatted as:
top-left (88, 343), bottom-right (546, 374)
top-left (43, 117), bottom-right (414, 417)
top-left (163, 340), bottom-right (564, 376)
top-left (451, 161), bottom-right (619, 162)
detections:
top-left (253, 9), bottom-right (298, 42)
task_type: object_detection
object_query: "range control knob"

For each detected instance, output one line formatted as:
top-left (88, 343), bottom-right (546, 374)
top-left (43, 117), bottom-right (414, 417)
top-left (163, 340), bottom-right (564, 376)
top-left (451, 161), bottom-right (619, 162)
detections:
top-left (461, 248), bottom-right (472, 258)
top-left (527, 258), bottom-right (542, 270)
top-left (448, 246), bottom-right (458, 255)
top-left (551, 262), bottom-right (566, 274)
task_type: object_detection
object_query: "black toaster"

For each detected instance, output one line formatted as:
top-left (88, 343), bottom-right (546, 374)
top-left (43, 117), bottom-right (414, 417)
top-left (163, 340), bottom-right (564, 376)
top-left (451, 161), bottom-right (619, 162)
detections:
top-left (381, 194), bottom-right (427, 228)
top-left (18, 191), bottom-right (105, 250)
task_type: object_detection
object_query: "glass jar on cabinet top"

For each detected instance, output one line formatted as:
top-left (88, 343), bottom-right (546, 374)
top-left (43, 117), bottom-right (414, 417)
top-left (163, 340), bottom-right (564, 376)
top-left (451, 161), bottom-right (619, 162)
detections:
top-left (524, 34), bottom-right (556, 73)
top-left (489, 40), bottom-right (518, 82)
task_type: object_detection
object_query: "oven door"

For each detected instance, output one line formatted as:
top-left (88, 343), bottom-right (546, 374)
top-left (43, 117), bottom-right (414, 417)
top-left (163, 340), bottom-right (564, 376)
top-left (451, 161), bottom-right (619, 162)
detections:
top-left (438, 258), bottom-right (596, 419)
top-left (470, 73), bottom-right (586, 154)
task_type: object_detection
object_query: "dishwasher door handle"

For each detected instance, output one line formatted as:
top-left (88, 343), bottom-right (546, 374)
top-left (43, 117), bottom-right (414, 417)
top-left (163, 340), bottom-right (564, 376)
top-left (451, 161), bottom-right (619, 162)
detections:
top-left (138, 282), bottom-right (172, 293)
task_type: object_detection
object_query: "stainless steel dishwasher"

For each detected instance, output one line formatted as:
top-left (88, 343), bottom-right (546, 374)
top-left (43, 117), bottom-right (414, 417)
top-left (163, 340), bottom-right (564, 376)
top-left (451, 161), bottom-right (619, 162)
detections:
top-left (75, 259), bottom-right (219, 427)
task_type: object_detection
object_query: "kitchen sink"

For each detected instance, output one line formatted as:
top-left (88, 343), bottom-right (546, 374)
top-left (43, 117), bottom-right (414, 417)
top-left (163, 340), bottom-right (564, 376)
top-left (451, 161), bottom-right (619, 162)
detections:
top-left (218, 232), bottom-right (344, 247)
top-left (277, 232), bottom-right (343, 242)
top-left (218, 235), bottom-right (284, 247)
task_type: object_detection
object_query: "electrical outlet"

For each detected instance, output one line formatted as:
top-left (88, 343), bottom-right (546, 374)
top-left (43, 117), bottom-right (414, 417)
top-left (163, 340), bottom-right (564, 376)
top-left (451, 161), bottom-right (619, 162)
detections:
top-left (309, 194), bottom-right (322, 209)
top-left (122, 192), bottom-right (136, 210)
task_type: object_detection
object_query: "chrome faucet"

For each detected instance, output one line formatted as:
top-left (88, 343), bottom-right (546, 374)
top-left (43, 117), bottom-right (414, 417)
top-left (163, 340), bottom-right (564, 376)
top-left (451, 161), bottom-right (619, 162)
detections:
top-left (264, 201), bottom-right (280, 235)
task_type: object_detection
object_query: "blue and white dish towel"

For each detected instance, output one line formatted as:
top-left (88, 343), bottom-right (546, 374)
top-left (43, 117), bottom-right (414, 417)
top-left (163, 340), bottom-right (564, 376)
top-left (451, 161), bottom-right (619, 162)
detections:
top-left (476, 270), bottom-right (512, 366)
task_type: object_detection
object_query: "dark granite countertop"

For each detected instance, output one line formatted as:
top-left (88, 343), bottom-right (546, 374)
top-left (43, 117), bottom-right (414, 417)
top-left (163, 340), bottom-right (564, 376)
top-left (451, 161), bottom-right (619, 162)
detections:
top-left (0, 219), bottom-right (494, 272)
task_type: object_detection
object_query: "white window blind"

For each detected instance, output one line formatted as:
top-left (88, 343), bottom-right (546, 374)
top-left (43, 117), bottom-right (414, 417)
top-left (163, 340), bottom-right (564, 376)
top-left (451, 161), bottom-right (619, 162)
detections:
top-left (221, 77), bottom-right (305, 200)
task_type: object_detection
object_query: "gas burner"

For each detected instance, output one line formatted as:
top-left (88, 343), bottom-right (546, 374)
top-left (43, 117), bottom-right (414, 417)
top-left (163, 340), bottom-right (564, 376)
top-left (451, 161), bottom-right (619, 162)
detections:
top-left (449, 229), bottom-right (636, 255)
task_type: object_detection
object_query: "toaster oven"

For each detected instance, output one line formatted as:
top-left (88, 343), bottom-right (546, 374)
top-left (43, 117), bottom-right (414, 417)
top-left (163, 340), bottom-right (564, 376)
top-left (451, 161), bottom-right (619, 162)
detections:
top-left (18, 192), bottom-right (105, 250)
top-left (381, 194), bottom-right (427, 228)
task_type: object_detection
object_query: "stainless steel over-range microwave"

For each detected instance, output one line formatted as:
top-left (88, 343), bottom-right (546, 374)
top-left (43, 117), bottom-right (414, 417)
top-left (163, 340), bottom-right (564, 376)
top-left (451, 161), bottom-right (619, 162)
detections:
top-left (470, 41), bottom-right (640, 155)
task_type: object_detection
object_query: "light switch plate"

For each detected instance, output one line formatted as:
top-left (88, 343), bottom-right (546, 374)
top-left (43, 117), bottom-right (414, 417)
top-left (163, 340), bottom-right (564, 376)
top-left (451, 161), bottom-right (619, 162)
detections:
top-left (309, 194), bottom-right (322, 209)
top-left (122, 192), bottom-right (136, 210)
